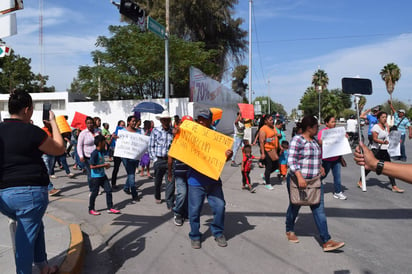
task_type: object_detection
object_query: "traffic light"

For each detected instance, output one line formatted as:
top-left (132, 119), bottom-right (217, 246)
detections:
top-left (120, 0), bottom-right (144, 22)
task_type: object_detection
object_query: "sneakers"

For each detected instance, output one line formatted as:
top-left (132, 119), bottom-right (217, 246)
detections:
top-left (249, 187), bottom-right (256, 193)
top-left (286, 232), bottom-right (299, 243)
top-left (230, 161), bottom-right (239, 167)
top-left (49, 188), bottom-right (61, 196)
top-left (174, 214), bottom-right (183, 226)
top-left (50, 175), bottom-right (57, 179)
top-left (107, 208), bottom-right (121, 214)
top-left (191, 239), bottom-right (201, 249)
top-left (265, 184), bottom-right (274, 190)
top-left (89, 210), bottom-right (101, 216)
top-left (333, 192), bottom-right (347, 200)
top-left (67, 173), bottom-right (75, 178)
top-left (215, 235), bottom-right (228, 247)
top-left (392, 186), bottom-right (405, 193)
top-left (123, 188), bottom-right (131, 195)
top-left (322, 240), bottom-right (345, 252)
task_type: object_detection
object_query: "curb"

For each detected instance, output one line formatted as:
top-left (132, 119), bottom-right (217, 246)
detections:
top-left (59, 224), bottom-right (85, 274)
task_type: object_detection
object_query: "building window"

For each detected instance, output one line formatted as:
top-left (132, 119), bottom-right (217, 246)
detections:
top-left (33, 100), bottom-right (66, 110)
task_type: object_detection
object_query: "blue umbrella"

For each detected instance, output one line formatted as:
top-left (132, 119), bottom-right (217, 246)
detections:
top-left (132, 102), bottom-right (164, 114)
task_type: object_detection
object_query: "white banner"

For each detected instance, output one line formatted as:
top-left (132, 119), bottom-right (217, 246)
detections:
top-left (321, 127), bottom-right (352, 158)
top-left (388, 130), bottom-right (402, 157)
top-left (190, 66), bottom-right (242, 106)
top-left (113, 130), bottom-right (150, 160)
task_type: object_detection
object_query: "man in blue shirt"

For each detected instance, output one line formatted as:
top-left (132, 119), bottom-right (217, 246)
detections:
top-left (188, 108), bottom-right (233, 249)
top-left (390, 103), bottom-right (412, 161)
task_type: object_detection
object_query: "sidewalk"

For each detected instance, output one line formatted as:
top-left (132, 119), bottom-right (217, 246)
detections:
top-left (0, 210), bottom-right (84, 274)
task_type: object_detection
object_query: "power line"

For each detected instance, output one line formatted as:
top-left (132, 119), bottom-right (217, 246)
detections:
top-left (255, 32), bottom-right (412, 44)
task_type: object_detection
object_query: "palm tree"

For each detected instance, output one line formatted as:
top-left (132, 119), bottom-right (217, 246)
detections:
top-left (380, 63), bottom-right (401, 103)
top-left (312, 69), bottom-right (329, 92)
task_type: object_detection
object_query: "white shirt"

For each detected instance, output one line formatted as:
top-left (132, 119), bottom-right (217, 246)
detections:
top-left (346, 119), bottom-right (357, 133)
top-left (371, 124), bottom-right (389, 150)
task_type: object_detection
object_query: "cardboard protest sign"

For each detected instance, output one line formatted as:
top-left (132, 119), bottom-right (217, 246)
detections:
top-left (321, 127), bottom-right (352, 158)
top-left (70, 112), bottom-right (88, 130)
top-left (114, 130), bottom-right (150, 160)
top-left (388, 130), bottom-right (401, 157)
top-left (238, 103), bottom-right (254, 120)
top-left (168, 120), bottom-right (234, 180)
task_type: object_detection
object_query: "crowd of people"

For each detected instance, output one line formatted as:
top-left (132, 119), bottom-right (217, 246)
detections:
top-left (2, 90), bottom-right (412, 272)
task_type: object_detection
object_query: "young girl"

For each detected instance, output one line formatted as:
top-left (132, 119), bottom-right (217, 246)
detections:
top-left (241, 144), bottom-right (256, 193)
top-left (89, 135), bottom-right (121, 215)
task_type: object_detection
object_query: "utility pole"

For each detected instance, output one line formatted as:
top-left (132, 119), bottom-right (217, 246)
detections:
top-left (248, 0), bottom-right (252, 104)
top-left (165, 0), bottom-right (170, 111)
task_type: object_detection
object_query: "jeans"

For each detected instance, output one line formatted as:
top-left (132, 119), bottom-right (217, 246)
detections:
top-left (111, 156), bottom-right (124, 186)
top-left (231, 136), bottom-right (243, 162)
top-left (321, 159), bottom-right (342, 193)
top-left (188, 183), bottom-right (225, 240)
top-left (55, 154), bottom-right (71, 175)
top-left (83, 158), bottom-right (92, 191)
top-left (364, 149), bottom-right (397, 186)
top-left (42, 154), bottom-right (55, 191)
top-left (42, 154), bottom-right (55, 175)
top-left (123, 158), bottom-right (139, 200)
top-left (400, 134), bottom-right (407, 161)
top-left (285, 174), bottom-right (331, 243)
top-left (89, 176), bottom-right (113, 210)
top-left (0, 186), bottom-right (49, 273)
top-left (154, 159), bottom-right (174, 208)
top-left (173, 175), bottom-right (188, 218)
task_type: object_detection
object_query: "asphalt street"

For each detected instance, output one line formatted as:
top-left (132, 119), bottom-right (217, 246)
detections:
top-left (3, 126), bottom-right (412, 274)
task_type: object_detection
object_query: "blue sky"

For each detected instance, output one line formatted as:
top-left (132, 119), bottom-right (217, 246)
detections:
top-left (3, 0), bottom-right (412, 113)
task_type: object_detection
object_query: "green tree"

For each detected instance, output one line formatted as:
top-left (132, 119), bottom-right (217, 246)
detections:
top-left (380, 63), bottom-right (401, 104)
top-left (299, 87), bottom-right (350, 119)
top-left (0, 52), bottom-right (54, 93)
top-left (311, 69), bottom-right (329, 92)
top-left (231, 65), bottom-right (248, 99)
top-left (144, 0), bottom-right (247, 80)
top-left (70, 25), bottom-right (218, 100)
top-left (381, 99), bottom-right (408, 115)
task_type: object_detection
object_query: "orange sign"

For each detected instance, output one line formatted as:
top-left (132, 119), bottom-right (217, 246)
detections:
top-left (238, 103), bottom-right (254, 119)
top-left (168, 120), bottom-right (234, 180)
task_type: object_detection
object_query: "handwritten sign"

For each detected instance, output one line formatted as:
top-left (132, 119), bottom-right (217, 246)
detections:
top-left (114, 130), bottom-right (150, 160)
top-left (168, 120), bottom-right (234, 180)
top-left (238, 103), bottom-right (254, 119)
top-left (388, 130), bottom-right (401, 157)
top-left (321, 127), bottom-right (352, 158)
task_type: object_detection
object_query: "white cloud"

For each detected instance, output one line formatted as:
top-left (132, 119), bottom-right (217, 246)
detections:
top-left (255, 34), bottom-right (412, 113)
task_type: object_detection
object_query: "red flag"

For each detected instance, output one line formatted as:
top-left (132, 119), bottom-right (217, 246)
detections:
top-left (70, 112), bottom-right (88, 130)
top-left (238, 103), bottom-right (254, 120)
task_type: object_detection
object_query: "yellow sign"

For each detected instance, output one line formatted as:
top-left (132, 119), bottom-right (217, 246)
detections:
top-left (168, 120), bottom-right (234, 180)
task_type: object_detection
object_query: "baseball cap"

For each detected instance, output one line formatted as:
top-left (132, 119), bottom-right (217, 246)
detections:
top-left (196, 108), bottom-right (212, 120)
top-left (399, 109), bottom-right (405, 114)
top-left (181, 115), bottom-right (193, 122)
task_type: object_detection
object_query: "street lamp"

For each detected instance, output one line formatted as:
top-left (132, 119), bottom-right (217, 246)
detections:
top-left (317, 85), bottom-right (322, 125)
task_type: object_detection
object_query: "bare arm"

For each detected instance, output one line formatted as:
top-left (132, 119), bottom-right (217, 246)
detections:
top-left (360, 109), bottom-right (370, 119)
top-left (354, 142), bottom-right (412, 183)
top-left (39, 111), bottom-right (65, 156)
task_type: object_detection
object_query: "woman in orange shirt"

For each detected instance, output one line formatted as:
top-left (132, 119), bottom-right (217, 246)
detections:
top-left (259, 114), bottom-right (279, 190)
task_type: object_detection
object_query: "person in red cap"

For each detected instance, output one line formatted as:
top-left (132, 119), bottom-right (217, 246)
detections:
top-left (168, 115), bottom-right (193, 226)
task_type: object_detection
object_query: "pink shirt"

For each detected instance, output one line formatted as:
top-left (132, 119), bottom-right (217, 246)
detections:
top-left (317, 127), bottom-right (340, 162)
top-left (77, 128), bottom-right (100, 158)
